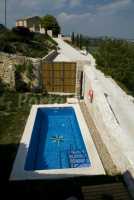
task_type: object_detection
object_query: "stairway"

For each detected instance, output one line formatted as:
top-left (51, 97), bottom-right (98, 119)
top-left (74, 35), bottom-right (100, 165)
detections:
top-left (82, 183), bottom-right (131, 200)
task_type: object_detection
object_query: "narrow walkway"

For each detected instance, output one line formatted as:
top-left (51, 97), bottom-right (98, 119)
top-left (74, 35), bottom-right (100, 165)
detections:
top-left (53, 38), bottom-right (90, 62)
top-left (79, 101), bottom-right (118, 175)
top-left (79, 102), bottom-right (132, 200)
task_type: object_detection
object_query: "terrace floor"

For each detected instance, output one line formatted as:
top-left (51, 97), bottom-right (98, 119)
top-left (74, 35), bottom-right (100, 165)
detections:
top-left (82, 182), bottom-right (131, 200)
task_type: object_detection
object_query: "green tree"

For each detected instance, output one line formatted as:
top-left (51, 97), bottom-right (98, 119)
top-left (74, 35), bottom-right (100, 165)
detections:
top-left (76, 34), bottom-right (80, 47)
top-left (79, 34), bottom-right (83, 49)
top-left (0, 24), bottom-right (7, 32)
top-left (41, 15), bottom-right (61, 36)
top-left (71, 32), bottom-right (75, 44)
top-left (94, 38), bottom-right (134, 96)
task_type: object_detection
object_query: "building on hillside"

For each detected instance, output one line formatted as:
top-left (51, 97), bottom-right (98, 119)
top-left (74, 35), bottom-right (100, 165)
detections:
top-left (16, 16), bottom-right (53, 36)
top-left (16, 16), bottom-right (41, 32)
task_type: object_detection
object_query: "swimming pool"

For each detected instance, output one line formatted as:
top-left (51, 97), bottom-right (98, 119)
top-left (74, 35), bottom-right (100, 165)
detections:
top-left (10, 104), bottom-right (105, 180)
top-left (25, 107), bottom-right (90, 171)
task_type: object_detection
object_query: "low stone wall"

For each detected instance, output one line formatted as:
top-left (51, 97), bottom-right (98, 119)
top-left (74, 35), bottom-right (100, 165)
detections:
top-left (42, 50), bottom-right (57, 63)
top-left (75, 60), bottom-right (91, 98)
top-left (0, 50), bottom-right (57, 90)
top-left (0, 53), bottom-right (23, 88)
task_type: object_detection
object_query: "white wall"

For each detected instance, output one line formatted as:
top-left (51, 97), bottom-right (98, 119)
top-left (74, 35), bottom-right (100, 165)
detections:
top-left (83, 58), bottom-right (134, 198)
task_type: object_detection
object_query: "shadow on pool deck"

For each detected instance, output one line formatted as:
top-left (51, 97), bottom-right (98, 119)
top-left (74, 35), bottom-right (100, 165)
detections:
top-left (0, 143), bottom-right (132, 200)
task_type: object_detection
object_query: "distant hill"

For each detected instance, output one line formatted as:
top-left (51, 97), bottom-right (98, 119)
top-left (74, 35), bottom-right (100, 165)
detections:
top-left (0, 26), bottom-right (57, 58)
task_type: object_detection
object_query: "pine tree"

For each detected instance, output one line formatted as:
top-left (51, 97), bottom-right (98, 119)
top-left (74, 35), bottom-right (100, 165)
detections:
top-left (71, 32), bottom-right (75, 44)
top-left (76, 34), bottom-right (80, 47)
top-left (79, 34), bottom-right (83, 49)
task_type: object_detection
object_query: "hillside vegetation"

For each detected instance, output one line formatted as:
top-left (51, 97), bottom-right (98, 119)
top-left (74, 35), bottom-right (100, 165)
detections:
top-left (71, 32), bottom-right (101, 52)
top-left (41, 15), bottom-right (60, 36)
top-left (71, 32), bottom-right (134, 96)
top-left (93, 39), bottom-right (134, 96)
top-left (0, 25), bottom-right (57, 58)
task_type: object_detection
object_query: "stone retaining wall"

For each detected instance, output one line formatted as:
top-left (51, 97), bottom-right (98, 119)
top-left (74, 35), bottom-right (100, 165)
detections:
top-left (0, 50), bottom-right (57, 90)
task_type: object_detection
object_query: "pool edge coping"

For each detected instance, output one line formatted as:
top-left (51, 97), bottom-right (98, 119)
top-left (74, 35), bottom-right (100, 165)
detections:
top-left (10, 103), bottom-right (105, 181)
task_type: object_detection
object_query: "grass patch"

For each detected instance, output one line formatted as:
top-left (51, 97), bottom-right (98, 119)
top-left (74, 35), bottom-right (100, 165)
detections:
top-left (0, 92), bottom-right (67, 142)
top-left (0, 92), bottom-right (67, 180)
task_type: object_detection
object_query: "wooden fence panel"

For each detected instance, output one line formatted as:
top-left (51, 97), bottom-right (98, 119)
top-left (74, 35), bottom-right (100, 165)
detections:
top-left (42, 62), bottom-right (76, 93)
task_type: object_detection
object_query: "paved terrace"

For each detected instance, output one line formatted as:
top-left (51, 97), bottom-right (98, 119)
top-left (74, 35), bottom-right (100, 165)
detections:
top-left (84, 65), bottom-right (134, 198)
top-left (53, 38), bottom-right (90, 62)
top-left (82, 182), bottom-right (131, 200)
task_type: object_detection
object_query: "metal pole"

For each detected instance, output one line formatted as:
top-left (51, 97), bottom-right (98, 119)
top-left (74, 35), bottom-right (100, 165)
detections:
top-left (5, 0), bottom-right (7, 27)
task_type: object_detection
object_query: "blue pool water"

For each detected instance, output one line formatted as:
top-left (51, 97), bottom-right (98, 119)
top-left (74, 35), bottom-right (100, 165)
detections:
top-left (25, 107), bottom-right (91, 170)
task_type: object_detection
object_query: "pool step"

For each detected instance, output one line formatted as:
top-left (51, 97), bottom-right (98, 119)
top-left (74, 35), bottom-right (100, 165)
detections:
top-left (60, 151), bottom-right (70, 168)
top-left (68, 150), bottom-right (90, 168)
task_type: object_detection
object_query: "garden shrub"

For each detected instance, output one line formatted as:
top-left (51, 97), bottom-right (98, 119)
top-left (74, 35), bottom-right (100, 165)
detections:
top-left (15, 71), bottom-right (30, 92)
